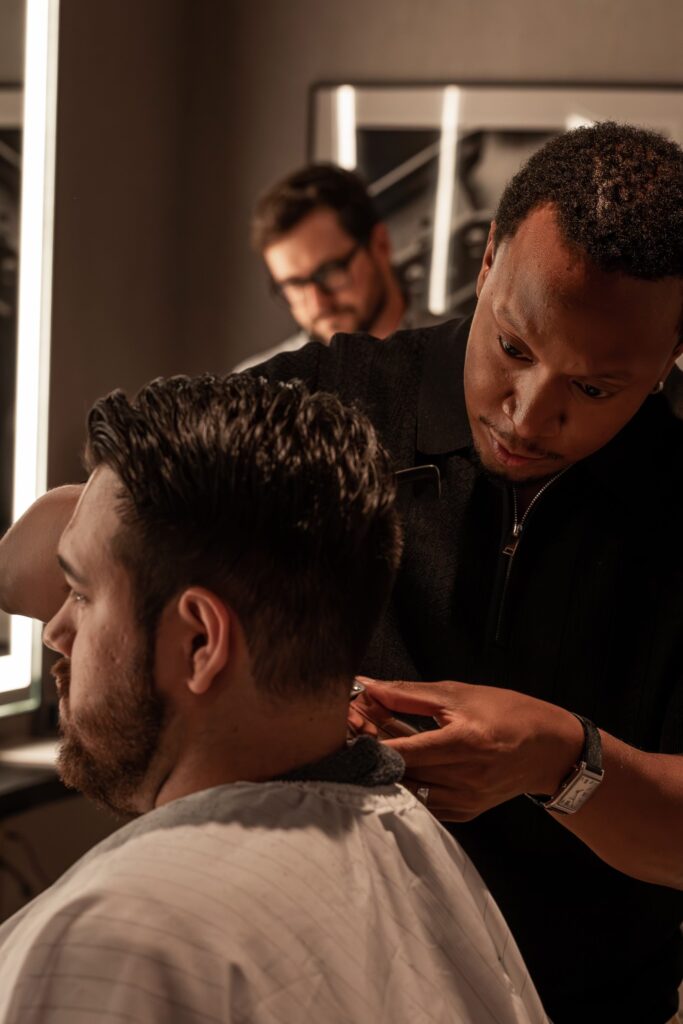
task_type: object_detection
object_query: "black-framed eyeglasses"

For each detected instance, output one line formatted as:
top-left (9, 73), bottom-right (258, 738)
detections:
top-left (271, 242), bottom-right (363, 305)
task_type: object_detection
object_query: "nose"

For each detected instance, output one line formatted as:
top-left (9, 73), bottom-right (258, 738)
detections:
top-left (301, 281), bottom-right (335, 318)
top-left (503, 371), bottom-right (564, 441)
top-left (43, 600), bottom-right (75, 657)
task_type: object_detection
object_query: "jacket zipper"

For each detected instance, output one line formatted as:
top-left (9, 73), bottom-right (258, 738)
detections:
top-left (495, 468), bottom-right (569, 642)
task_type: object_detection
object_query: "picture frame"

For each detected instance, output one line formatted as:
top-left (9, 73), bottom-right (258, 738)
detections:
top-left (310, 83), bottom-right (683, 321)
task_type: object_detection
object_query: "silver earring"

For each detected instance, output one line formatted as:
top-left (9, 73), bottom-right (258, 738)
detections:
top-left (652, 381), bottom-right (664, 394)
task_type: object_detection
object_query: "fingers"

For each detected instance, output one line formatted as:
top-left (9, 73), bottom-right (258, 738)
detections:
top-left (395, 763), bottom-right (466, 786)
top-left (382, 726), bottom-right (460, 767)
top-left (347, 705), bottom-right (378, 737)
top-left (360, 678), bottom-right (449, 716)
top-left (401, 780), bottom-right (479, 822)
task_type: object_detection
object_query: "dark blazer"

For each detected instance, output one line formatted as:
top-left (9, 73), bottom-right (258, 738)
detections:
top-left (251, 317), bottom-right (683, 1024)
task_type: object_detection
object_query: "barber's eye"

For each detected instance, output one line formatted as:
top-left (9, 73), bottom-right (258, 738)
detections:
top-left (497, 335), bottom-right (529, 360)
top-left (575, 381), bottom-right (609, 400)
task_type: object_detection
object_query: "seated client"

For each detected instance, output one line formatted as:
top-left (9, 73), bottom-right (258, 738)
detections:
top-left (0, 373), bottom-right (546, 1023)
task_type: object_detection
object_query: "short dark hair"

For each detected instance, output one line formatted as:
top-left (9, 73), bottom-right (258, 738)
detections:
top-left (84, 374), bottom-right (401, 697)
top-left (494, 121), bottom-right (683, 281)
top-left (251, 163), bottom-right (380, 251)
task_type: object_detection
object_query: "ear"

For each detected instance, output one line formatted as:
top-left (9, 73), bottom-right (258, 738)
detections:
top-left (368, 221), bottom-right (391, 263)
top-left (660, 337), bottom-right (683, 382)
top-left (176, 587), bottom-right (230, 696)
top-left (475, 221), bottom-right (496, 298)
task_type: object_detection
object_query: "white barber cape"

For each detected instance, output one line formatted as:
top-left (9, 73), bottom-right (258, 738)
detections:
top-left (0, 764), bottom-right (547, 1022)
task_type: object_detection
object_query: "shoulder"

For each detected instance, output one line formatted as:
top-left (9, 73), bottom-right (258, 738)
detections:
top-left (244, 317), bottom-right (466, 404)
top-left (232, 330), bottom-right (308, 373)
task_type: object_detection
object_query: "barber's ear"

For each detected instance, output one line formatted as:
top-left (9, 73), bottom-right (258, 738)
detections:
top-left (176, 588), bottom-right (230, 695)
top-left (476, 221), bottom-right (496, 298)
top-left (661, 340), bottom-right (683, 383)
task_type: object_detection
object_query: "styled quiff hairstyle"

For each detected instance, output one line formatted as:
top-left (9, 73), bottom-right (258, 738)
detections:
top-left (251, 163), bottom-right (380, 251)
top-left (495, 121), bottom-right (683, 281)
top-left (85, 374), bottom-right (401, 696)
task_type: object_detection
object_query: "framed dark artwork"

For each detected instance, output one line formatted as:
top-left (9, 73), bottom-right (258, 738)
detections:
top-left (311, 84), bottom-right (683, 321)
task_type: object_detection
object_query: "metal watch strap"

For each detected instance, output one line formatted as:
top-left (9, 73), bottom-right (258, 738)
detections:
top-left (527, 713), bottom-right (604, 815)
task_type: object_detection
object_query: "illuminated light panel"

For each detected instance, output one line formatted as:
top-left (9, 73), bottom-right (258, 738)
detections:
top-left (428, 86), bottom-right (461, 316)
top-left (0, 0), bottom-right (59, 697)
top-left (566, 114), bottom-right (596, 131)
top-left (335, 85), bottom-right (357, 171)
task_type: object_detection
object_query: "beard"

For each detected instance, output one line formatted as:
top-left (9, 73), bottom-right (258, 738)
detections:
top-left (468, 440), bottom-right (562, 489)
top-left (52, 639), bottom-right (166, 820)
top-left (308, 272), bottom-right (389, 344)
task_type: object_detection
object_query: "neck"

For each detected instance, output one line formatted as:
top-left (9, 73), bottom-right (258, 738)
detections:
top-left (152, 689), bottom-right (350, 809)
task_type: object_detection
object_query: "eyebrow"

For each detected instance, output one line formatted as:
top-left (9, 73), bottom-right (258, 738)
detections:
top-left (57, 553), bottom-right (89, 586)
top-left (496, 306), bottom-right (528, 337)
top-left (495, 306), bottom-right (633, 384)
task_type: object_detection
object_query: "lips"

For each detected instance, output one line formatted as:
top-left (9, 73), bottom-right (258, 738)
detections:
top-left (51, 656), bottom-right (71, 698)
top-left (489, 430), bottom-right (547, 467)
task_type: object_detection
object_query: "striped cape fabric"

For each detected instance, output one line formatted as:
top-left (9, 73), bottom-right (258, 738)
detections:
top-left (0, 780), bottom-right (548, 1023)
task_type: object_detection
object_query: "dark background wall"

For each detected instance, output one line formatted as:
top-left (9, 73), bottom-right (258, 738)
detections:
top-left (49, 0), bottom-right (683, 484)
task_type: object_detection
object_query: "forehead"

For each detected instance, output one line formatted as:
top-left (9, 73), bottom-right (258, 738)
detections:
top-left (59, 467), bottom-right (126, 577)
top-left (263, 206), bottom-right (354, 280)
top-left (490, 206), bottom-right (682, 368)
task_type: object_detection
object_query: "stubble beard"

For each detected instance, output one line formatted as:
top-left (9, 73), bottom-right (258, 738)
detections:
top-left (469, 436), bottom-right (562, 489)
top-left (308, 265), bottom-right (390, 344)
top-left (53, 637), bottom-right (166, 820)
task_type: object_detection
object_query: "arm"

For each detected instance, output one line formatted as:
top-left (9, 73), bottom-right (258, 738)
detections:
top-left (0, 484), bottom-right (83, 621)
top-left (358, 678), bottom-right (683, 889)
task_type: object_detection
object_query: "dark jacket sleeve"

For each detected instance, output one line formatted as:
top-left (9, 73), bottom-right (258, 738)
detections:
top-left (239, 330), bottom-right (426, 465)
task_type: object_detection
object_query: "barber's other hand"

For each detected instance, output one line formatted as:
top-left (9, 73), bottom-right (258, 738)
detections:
top-left (358, 677), bottom-right (584, 821)
top-left (0, 484), bottom-right (83, 621)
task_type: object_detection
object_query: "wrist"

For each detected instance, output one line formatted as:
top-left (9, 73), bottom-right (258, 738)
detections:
top-left (534, 705), bottom-right (585, 796)
top-left (529, 713), bottom-right (604, 815)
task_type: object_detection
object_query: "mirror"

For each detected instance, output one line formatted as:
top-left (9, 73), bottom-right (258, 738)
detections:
top-left (312, 84), bottom-right (683, 322)
top-left (0, 0), bottom-right (59, 711)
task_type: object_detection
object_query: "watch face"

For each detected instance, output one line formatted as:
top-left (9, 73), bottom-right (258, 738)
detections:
top-left (551, 768), bottom-right (603, 814)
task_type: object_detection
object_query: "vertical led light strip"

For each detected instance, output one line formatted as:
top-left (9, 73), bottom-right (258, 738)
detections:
top-left (0, 0), bottom-right (59, 696)
top-left (335, 85), bottom-right (357, 171)
top-left (427, 86), bottom-right (461, 315)
top-left (566, 114), bottom-right (595, 130)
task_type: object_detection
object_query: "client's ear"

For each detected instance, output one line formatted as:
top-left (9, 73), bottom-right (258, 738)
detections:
top-left (177, 587), bottom-right (230, 695)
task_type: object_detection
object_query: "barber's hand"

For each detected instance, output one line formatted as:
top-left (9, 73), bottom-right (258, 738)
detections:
top-left (358, 677), bottom-right (584, 822)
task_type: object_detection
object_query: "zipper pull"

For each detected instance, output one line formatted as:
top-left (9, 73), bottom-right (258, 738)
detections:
top-left (502, 521), bottom-right (522, 557)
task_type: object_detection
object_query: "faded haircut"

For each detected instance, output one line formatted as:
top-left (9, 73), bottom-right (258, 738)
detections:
top-left (85, 374), bottom-right (401, 697)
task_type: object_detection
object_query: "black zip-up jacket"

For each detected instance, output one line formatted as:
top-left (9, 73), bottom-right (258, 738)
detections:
top-left (249, 316), bottom-right (683, 1024)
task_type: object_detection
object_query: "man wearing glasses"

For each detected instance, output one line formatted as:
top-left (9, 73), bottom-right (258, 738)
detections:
top-left (233, 163), bottom-right (416, 371)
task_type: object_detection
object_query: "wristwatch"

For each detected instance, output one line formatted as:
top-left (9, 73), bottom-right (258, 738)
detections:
top-left (527, 714), bottom-right (604, 815)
